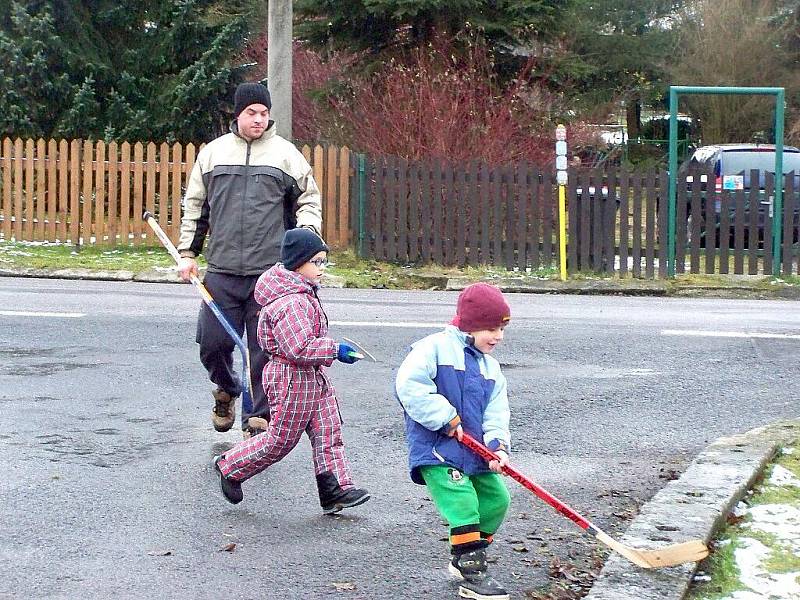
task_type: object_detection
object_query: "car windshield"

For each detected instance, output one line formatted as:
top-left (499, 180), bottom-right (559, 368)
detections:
top-left (720, 150), bottom-right (800, 175)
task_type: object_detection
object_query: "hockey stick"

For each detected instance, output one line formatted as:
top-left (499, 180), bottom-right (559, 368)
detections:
top-left (459, 432), bottom-right (708, 569)
top-left (142, 212), bottom-right (253, 414)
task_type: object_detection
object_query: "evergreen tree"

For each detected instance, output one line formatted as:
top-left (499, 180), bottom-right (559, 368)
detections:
top-left (295, 0), bottom-right (566, 64)
top-left (0, 2), bottom-right (75, 138)
top-left (558, 0), bottom-right (685, 137)
top-left (0, 0), bottom-right (262, 142)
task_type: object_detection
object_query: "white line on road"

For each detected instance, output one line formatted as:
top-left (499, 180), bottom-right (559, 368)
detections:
top-left (0, 310), bottom-right (86, 318)
top-left (329, 320), bottom-right (443, 329)
top-left (662, 329), bottom-right (800, 340)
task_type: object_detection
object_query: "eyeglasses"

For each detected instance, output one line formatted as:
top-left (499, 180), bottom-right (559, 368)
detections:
top-left (309, 258), bottom-right (328, 268)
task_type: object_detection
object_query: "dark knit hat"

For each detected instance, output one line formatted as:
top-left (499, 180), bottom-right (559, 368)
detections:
top-left (233, 82), bottom-right (272, 117)
top-left (451, 283), bottom-right (511, 332)
top-left (281, 228), bottom-right (329, 271)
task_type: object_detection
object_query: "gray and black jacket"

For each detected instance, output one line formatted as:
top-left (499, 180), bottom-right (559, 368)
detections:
top-left (177, 121), bottom-right (323, 276)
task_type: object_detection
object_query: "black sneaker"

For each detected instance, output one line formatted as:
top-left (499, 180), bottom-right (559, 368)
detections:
top-left (457, 575), bottom-right (509, 600)
top-left (213, 455), bottom-right (243, 504)
top-left (450, 550), bottom-right (509, 600)
top-left (321, 487), bottom-right (371, 515)
top-left (449, 555), bottom-right (466, 580)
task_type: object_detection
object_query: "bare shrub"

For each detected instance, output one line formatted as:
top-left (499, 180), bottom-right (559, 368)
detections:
top-left (327, 36), bottom-right (595, 165)
top-left (671, 0), bottom-right (800, 144)
top-left (241, 34), bottom-right (598, 164)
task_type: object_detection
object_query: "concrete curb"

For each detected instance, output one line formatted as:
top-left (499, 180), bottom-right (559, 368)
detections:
top-left (446, 277), bottom-right (669, 295)
top-left (585, 419), bottom-right (800, 600)
top-left (4, 267), bottom-right (800, 298)
top-left (0, 267), bottom-right (347, 288)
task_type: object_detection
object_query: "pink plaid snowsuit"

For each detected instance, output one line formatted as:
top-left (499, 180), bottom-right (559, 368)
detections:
top-left (216, 264), bottom-right (354, 489)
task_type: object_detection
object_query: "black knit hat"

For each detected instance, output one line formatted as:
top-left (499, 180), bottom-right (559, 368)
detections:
top-left (233, 82), bottom-right (272, 117)
top-left (281, 228), bottom-right (329, 271)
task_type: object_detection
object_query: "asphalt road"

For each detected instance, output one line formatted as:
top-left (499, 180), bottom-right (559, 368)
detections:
top-left (2, 277), bottom-right (800, 599)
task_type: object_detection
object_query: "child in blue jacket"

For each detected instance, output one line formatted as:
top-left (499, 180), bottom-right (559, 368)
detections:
top-left (395, 282), bottom-right (512, 600)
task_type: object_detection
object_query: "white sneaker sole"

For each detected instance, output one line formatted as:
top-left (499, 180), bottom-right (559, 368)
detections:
top-left (457, 587), bottom-right (509, 600)
top-left (322, 492), bottom-right (371, 514)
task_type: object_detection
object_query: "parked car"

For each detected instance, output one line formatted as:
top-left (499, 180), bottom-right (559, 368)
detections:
top-left (677, 144), bottom-right (800, 246)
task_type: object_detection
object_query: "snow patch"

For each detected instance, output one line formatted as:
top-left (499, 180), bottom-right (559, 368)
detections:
top-left (732, 501), bottom-right (749, 517)
top-left (721, 537), bottom-right (800, 599)
top-left (745, 504), bottom-right (800, 546)
top-left (770, 465), bottom-right (800, 487)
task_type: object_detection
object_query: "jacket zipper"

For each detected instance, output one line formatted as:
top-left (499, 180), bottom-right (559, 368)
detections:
top-left (242, 140), bottom-right (252, 273)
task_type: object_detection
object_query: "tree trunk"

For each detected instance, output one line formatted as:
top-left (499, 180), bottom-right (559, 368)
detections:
top-left (626, 96), bottom-right (641, 139)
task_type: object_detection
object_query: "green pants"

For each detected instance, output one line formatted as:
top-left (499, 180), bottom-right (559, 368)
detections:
top-left (420, 465), bottom-right (510, 554)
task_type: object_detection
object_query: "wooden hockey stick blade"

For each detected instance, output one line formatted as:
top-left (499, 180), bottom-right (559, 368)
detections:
top-left (596, 532), bottom-right (709, 568)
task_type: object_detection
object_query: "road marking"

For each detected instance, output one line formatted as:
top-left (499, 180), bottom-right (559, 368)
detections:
top-left (0, 310), bottom-right (86, 318)
top-left (662, 329), bottom-right (800, 340)
top-left (329, 320), bottom-right (442, 329)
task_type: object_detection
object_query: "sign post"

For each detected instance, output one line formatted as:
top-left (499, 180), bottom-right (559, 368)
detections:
top-left (555, 125), bottom-right (568, 281)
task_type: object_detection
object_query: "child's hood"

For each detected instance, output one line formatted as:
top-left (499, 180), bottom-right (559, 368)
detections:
top-left (254, 264), bottom-right (316, 307)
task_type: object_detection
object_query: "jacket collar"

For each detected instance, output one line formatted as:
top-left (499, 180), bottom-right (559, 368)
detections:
top-left (445, 325), bottom-right (482, 355)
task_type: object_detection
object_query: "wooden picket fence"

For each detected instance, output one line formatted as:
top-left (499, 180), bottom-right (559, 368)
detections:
top-left (0, 137), bottom-right (352, 248)
top-left (358, 156), bottom-right (561, 270)
top-left (357, 157), bottom-right (800, 277)
top-left (5, 136), bottom-right (800, 278)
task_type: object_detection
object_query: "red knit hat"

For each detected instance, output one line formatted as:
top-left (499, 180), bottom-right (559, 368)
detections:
top-left (451, 283), bottom-right (511, 332)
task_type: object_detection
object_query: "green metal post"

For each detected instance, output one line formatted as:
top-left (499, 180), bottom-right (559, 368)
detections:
top-left (668, 89), bottom-right (678, 277)
top-left (667, 86), bottom-right (786, 278)
top-left (773, 89), bottom-right (785, 274)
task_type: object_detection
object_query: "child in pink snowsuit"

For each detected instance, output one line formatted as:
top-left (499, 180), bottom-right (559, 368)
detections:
top-left (212, 228), bottom-right (370, 514)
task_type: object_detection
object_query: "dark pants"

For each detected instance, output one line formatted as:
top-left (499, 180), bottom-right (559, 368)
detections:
top-left (195, 271), bottom-right (269, 429)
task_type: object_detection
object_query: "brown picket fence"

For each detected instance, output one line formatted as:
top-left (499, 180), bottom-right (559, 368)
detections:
top-left (355, 157), bottom-right (800, 277)
top-left (4, 137), bottom-right (800, 277)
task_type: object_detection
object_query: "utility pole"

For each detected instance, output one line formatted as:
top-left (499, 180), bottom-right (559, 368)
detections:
top-left (268, 0), bottom-right (292, 139)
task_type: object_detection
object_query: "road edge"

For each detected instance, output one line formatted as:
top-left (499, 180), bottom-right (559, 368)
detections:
top-left (584, 419), bottom-right (800, 600)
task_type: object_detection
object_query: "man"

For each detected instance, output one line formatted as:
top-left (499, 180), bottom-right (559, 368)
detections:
top-left (177, 82), bottom-right (322, 438)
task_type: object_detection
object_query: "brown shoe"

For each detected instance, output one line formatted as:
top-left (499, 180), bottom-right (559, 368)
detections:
top-left (242, 416), bottom-right (269, 439)
top-left (211, 388), bottom-right (235, 432)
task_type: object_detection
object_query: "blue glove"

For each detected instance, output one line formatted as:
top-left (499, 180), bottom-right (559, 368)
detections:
top-left (336, 342), bottom-right (361, 364)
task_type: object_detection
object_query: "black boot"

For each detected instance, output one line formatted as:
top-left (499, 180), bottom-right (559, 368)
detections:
top-left (213, 455), bottom-right (243, 504)
top-left (315, 471), bottom-right (370, 515)
top-left (450, 549), bottom-right (509, 600)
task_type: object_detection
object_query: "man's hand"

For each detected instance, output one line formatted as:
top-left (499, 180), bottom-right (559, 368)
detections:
top-left (489, 450), bottom-right (509, 473)
top-left (178, 256), bottom-right (199, 282)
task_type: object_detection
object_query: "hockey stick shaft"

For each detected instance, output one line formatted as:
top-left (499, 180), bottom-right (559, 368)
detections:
top-left (459, 432), bottom-right (595, 532)
top-left (142, 212), bottom-right (253, 413)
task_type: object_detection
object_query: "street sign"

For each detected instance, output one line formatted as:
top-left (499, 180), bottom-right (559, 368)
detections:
top-left (555, 124), bottom-right (567, 141)
top-left (556, 155), bottom-right (567, 170)
top-left (556, 141), bottom-right (567, 156)
top-left (556, 170), bottom-right (568, 185)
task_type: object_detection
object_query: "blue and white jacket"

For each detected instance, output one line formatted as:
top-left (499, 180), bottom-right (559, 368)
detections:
top-left (395, 325), bottom-right (511, 484)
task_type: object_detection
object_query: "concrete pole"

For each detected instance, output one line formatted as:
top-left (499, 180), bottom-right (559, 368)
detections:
top-left (267, 0), bottom-right (292, 139)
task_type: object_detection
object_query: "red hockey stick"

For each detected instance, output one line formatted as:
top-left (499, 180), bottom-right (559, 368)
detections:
top-left (459, 432), bottom-right (708, 569)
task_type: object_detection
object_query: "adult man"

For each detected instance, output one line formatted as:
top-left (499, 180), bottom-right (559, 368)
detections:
top-left (177, 82), bottom-right (322, 438)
